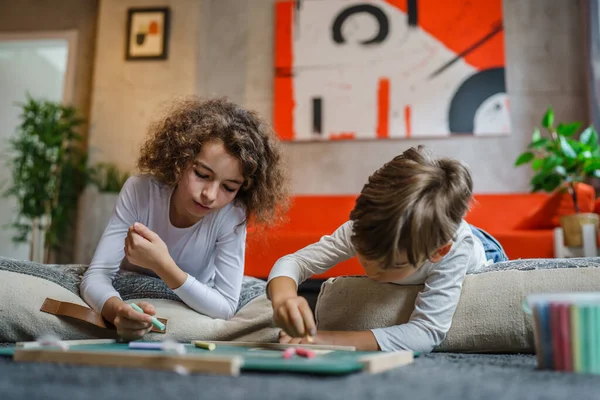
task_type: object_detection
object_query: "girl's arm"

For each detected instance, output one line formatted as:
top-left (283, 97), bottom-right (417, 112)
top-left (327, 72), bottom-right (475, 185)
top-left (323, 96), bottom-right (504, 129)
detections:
top-left (80, 177), bottom-right (141, 318)
top-left (369, 239), bottom-right (474, 353)
top-left (168, 206), bottom-right (246, 320)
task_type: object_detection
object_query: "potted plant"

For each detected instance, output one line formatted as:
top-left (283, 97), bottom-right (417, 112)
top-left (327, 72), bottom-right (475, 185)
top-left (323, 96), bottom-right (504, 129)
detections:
top-left (4, 95), bottom-right (90, 263)
top-left (89, 162), bottom-right (130, 193)
top-left (515, 106), bottom-right (600, 247)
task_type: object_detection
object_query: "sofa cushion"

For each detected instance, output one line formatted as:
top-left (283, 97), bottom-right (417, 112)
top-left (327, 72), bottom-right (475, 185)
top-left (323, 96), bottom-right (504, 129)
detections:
top-left (492, 230), bottom-right (554, 259)
top-left (0, 257), bottom-right (278, 343)
top-left (466, 193), bottom-right (548, 231)
top-left (315, 257), bottom-right (600, 353)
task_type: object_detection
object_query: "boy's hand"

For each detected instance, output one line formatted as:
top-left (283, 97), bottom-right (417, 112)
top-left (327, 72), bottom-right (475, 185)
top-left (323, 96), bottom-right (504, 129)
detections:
top-left (273, 296), bottom-right (317, 338)
top-left (124, 223), bottom-right (171, 272)
top-left (278, 330), bottom-right (334, 345)
top-left (109, 299), bottom-right (156, 341)
top-left (279, 329), bottom-right (381, 351)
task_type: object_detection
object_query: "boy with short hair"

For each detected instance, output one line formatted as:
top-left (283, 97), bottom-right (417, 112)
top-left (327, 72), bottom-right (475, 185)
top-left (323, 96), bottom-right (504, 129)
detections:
top-left (267, 146), bottom-right (507, 352)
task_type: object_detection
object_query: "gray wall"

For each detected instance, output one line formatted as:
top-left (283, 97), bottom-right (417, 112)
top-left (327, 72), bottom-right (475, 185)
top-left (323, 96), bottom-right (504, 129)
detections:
top-left (88, 0), bottom-right (203, 168)
top-left (0, 0), bottom-right (99, 142)
top-left (88, 0), bottom-right (588, 195)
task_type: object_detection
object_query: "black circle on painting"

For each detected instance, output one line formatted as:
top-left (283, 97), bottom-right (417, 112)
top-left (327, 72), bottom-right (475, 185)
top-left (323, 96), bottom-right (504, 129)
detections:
top-left (331, 4), bottom-right (389, 46)
top-left (448, 67), bottom-right (506, 134)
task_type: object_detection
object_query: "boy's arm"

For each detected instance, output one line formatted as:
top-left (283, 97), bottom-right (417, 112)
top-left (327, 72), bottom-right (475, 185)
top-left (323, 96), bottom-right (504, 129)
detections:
top-left (267, 276), bottom-right (299, 310)
top-left (267, 221), bottom-right (356, 338)
top-left (267, 220), bottom-right (357, 298)
top-left (370, 239), bottom-right (474, 353)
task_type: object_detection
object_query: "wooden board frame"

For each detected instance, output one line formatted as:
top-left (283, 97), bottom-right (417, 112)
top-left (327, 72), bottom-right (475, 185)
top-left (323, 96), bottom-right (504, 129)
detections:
top-left (14, 348), bottom-right (242, 376)
top-left (10, 340), bottom-right (414, 375)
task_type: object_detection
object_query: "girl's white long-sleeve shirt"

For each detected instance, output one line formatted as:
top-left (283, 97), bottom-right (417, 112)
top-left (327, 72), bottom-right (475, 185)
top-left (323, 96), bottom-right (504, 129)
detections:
top-left (267, 219), bottom-right (487, 353)
top-left (80, 175), bottom-right (246, 320)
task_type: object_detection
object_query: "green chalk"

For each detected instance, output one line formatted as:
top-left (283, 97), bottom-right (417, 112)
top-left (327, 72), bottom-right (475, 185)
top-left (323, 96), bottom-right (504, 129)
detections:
top-left (130, 303), bottom-right (165, 331)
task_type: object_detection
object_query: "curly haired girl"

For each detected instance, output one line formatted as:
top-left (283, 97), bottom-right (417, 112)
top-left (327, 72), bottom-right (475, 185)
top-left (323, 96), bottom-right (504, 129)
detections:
top-left (81, 97), bottom-right (290, 340)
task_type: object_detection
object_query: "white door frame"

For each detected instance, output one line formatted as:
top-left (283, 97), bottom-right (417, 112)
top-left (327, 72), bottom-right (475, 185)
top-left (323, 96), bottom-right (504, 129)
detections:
top-left (0, 30), bottom-right (78, 105)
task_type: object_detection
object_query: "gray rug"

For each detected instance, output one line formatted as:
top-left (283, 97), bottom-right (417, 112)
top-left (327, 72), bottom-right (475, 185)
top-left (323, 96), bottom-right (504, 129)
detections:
top-left (0, 352), bottom-right (598, 400)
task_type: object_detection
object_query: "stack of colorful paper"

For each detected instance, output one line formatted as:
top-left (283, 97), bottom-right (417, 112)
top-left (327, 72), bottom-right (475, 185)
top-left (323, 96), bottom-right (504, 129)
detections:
top-left (525, 292), bottom-right (600, 373)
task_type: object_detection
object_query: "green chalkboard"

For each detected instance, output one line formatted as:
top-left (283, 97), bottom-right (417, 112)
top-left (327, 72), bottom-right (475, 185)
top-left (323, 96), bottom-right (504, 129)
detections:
top-left (0, 343), bottom-right (416, 375)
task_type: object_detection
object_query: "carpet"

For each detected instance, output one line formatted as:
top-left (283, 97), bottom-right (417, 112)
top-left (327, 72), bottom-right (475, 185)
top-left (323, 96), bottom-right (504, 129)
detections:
top-left (1, 351), bottom-right (598, 400)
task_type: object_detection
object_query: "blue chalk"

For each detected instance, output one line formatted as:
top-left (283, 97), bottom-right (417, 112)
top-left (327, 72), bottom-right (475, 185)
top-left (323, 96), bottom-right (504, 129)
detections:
top-left (128, 342), bottom-right (163, 350)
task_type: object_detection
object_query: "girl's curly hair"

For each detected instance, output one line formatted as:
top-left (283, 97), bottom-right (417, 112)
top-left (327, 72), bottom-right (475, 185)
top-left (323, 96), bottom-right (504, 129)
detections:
top-left (137, 97), bottom-right (290, 227)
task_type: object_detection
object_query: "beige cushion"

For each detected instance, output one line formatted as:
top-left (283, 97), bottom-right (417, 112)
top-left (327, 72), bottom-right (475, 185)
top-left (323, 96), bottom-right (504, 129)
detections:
top-left (0, 270), bottom-right (278, 343)
top-left (315, 267), bottom-right (600, 353)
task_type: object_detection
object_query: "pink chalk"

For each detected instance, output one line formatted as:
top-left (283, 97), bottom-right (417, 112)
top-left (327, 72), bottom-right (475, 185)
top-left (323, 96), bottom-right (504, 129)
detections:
top-left (295, 347), bottom-right (315, 359)
top-left (282, 347), bottom-right (296, 359)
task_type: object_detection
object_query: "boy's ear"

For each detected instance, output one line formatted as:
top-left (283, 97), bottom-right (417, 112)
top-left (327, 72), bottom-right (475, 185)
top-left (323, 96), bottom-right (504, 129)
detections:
top-left (429, 242), bottom-right (452, 263)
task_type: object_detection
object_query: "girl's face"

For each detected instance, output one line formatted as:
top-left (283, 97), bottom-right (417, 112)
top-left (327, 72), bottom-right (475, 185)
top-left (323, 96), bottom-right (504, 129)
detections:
top-left (170, 139), bottom-right (244, 228)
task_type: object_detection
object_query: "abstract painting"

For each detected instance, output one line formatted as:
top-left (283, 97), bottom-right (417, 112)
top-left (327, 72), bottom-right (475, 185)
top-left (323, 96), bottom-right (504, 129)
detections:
top-left (126, 7), bottom-right (170, 60)
top-left (274, 0), bottom-right (510, 141)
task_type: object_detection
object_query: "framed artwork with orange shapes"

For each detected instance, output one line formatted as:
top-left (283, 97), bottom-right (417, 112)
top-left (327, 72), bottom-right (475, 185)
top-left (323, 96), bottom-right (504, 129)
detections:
top-left (274, 0), bottom-right (509, 141)
top-left (126, 7), bottom-right (170, 60)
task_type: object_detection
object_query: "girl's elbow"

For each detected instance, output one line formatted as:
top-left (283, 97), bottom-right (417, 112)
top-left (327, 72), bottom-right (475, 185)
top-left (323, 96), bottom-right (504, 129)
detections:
top-left (208, 301), bottom-right (236, 320)
top-left (214, 307), bottom-right (235, 320)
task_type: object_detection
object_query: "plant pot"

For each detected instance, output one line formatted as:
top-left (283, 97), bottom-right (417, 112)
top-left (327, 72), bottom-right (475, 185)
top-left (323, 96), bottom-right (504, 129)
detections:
top-left (559, 213), bottom-right (600, 247)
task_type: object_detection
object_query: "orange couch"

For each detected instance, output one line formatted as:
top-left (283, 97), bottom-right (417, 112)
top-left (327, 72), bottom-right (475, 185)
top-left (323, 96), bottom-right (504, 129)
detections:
top-left (244, 194), bottom-right (555, 279)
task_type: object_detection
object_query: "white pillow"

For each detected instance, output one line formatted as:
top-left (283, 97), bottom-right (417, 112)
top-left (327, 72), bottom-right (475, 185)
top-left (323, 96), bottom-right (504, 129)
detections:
top-left (0, 269), bottom-right (278, 343)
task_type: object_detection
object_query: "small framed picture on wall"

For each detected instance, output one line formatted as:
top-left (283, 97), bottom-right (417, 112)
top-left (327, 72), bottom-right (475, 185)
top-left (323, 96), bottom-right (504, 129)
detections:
top-left (125, 7), bottom-right (170, 60)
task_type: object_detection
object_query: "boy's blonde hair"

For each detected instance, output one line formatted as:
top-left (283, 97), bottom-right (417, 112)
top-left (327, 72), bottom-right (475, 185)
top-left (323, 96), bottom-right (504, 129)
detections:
top-left (349, 146), bottom-right (473, 268)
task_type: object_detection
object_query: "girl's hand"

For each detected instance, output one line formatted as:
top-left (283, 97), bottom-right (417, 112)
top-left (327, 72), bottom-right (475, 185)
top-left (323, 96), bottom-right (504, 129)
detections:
top-left (111, 300), bottom-right (156, 341)
top-left (273, 296), bottom-right (317, 338)
top-left (124, 223), bottom-right (171, 272)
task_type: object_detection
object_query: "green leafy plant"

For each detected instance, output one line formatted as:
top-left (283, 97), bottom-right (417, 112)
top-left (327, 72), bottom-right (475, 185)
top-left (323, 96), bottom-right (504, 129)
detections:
top-left (4, 95), bottom-right (90, 262)
top-left (515, 106), bottom-right (600, 213)
top-left (89, 163), bottom-right (130, 193)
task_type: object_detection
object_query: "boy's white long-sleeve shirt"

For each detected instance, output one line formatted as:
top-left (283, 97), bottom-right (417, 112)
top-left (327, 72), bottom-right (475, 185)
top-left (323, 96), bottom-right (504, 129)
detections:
top-left (267, 219), bottom-right (487, 353)
top-left (80, 175), bottom-right (247, 320)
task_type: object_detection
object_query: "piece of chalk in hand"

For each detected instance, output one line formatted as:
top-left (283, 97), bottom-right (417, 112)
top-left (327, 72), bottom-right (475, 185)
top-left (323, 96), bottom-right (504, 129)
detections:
top-left (130, 303), bottom-right (165, 331)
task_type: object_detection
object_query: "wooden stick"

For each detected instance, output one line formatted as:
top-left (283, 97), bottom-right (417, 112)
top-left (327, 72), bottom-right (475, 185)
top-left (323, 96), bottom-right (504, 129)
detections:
top-left (359, 351), bottom-right (414, 374)
top-left (191, 340), bottom-right (355, 352)
top-left (14, 349), bottom-right (242, 376)
top-left (16, 339), bottom-right (117, 349)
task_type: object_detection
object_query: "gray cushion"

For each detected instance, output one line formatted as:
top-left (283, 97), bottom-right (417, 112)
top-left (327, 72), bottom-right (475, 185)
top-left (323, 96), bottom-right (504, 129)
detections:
top-left (315, 258), bottom-right (600, 353)
top-left (0, 257), bottom-right (277, 343)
